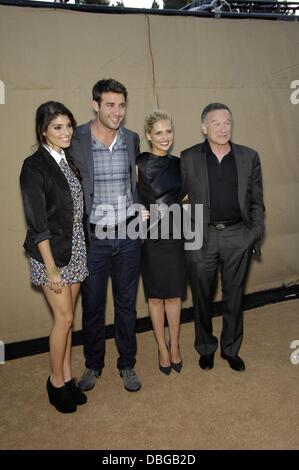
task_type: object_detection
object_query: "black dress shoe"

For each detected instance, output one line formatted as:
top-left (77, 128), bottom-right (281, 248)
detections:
top-left (199, 353), bottom-right (214, 370)
top-left (221, 353), bottom-right (245, 371)
top-left (46, 377), bottom-right (77, 413)
top-left (65, 378), bottom-right (87, 405)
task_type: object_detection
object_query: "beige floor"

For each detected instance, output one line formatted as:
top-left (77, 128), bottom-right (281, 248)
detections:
top-left (0, 300), bottom-right (299, 450)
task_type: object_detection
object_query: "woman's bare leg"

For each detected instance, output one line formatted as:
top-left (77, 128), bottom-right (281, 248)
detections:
top-left (148, 298), bottom-right (170, 367)
top-left (42, 285), bottom-right (74, 387)
top-left (62, 283), bottom-right (81, 382)
top-left (165, 298), bottom-right (182, 363)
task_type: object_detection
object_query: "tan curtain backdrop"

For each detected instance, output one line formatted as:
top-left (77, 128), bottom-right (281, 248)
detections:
top-left (0, 6), bottom-right (298, 343)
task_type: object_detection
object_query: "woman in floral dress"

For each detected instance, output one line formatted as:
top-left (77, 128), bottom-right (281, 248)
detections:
top-left (20, 101), bottom-right (88, 413)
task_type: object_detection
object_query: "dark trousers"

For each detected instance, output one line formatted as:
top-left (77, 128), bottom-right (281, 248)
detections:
top-left (187, 223), bottom-right (254, 357)
top-left (81, 236), bottom-right (141, 370)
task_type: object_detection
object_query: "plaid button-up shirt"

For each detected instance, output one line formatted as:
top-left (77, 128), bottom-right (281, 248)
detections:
top-left (90, 128), bottom-right (134, 227)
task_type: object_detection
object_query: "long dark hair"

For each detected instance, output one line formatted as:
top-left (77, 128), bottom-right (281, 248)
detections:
top-left (35, 101), bottom-right (81, 180)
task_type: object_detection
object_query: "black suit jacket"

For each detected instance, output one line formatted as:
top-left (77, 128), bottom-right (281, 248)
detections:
top-left (20, 146), bottom-right (74, 266)
top-left (70, 122), bottom-right (140, 238)
top-left (180, 141), bottom-right (265, 254)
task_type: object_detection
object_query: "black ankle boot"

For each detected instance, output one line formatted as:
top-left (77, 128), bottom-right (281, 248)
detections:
top-left (46, 377), bottom-right (77, 413)
top-left (65, 378), bottom-right (87, 405)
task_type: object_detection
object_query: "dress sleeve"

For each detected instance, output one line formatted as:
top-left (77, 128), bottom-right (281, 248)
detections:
top-left (135, 134), bottom-right (140, 158)
top-left (136, 156), bottom-right (155, 208)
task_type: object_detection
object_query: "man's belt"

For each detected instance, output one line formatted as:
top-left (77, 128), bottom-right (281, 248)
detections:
top-left (208, 219), bottom-right (242, 230)
top-left (90, 215), bottom-right (137, 234)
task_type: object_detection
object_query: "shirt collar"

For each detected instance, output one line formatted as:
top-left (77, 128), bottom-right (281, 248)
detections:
top-left (43, 144), bottom-right (67, 164)
top-left (203, 139), bottom-right (233, 158)
top-left (112, 128), bottom-right (124, 151)
top-left (109, 133), bottom-right (118, 152)
top-left (91, 127), bottom-right (124, 152)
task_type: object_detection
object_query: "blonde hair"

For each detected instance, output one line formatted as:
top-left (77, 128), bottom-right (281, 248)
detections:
top-left (144, 110), bottom-right (173, 135)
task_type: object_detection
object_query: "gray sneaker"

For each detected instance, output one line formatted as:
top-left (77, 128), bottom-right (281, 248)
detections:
top-left (78, 368), bottom-right (102, 391)
top-left (119, 368), bottom-right (142, 392)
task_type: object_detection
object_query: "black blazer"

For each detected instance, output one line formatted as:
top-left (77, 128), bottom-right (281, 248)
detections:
top-left (20, 146), bottom-right (74, 267)
top-left (180, 141), bottom-right (265, 254)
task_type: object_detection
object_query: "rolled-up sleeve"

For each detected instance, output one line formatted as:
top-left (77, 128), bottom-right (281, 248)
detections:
top-left (20, 161), bottom-right (51, 244)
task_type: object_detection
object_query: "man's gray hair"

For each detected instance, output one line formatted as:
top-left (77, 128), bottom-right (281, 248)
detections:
top-left (201, 103), bottom-right (232, 123)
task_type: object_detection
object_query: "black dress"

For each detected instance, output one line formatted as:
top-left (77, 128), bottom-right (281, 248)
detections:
top-left (137, 152), bottom-right (186, 299)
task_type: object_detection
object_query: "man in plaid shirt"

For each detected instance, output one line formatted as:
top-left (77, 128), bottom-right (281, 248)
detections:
top-left (71, 79), bottom-right (141, 393)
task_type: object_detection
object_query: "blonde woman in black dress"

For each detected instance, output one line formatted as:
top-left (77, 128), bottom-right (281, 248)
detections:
top-left (137, 111), bottom-right (186, 375)
top-left (20, 102), bottom-right (88, 413)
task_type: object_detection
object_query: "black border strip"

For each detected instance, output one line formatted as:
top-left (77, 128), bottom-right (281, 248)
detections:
top-left (0, 449), bottom-right (297, 461)
top-left (4, 284), bottom-right (299, 361)
top-left (0, 0), bottom-right (298, 21)
top-left (0, 449), bottom-right (298, 462)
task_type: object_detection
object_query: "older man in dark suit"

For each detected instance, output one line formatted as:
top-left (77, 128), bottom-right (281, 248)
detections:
top-left (71, 79), bottom-right (141, 392)
top-left (181, 103), bottom-right (265, 372)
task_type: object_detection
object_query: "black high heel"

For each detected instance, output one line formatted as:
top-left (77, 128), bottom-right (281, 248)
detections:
top-left (171, 360), bottom-right (183, 373)
top-left (169, 341), bottom-right (183, 373)
top-left (158, 351), bottom-right (172, 375)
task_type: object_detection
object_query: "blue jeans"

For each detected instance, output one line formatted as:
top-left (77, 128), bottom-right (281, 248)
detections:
top-left (81, 236), bottom-right (141, 370)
